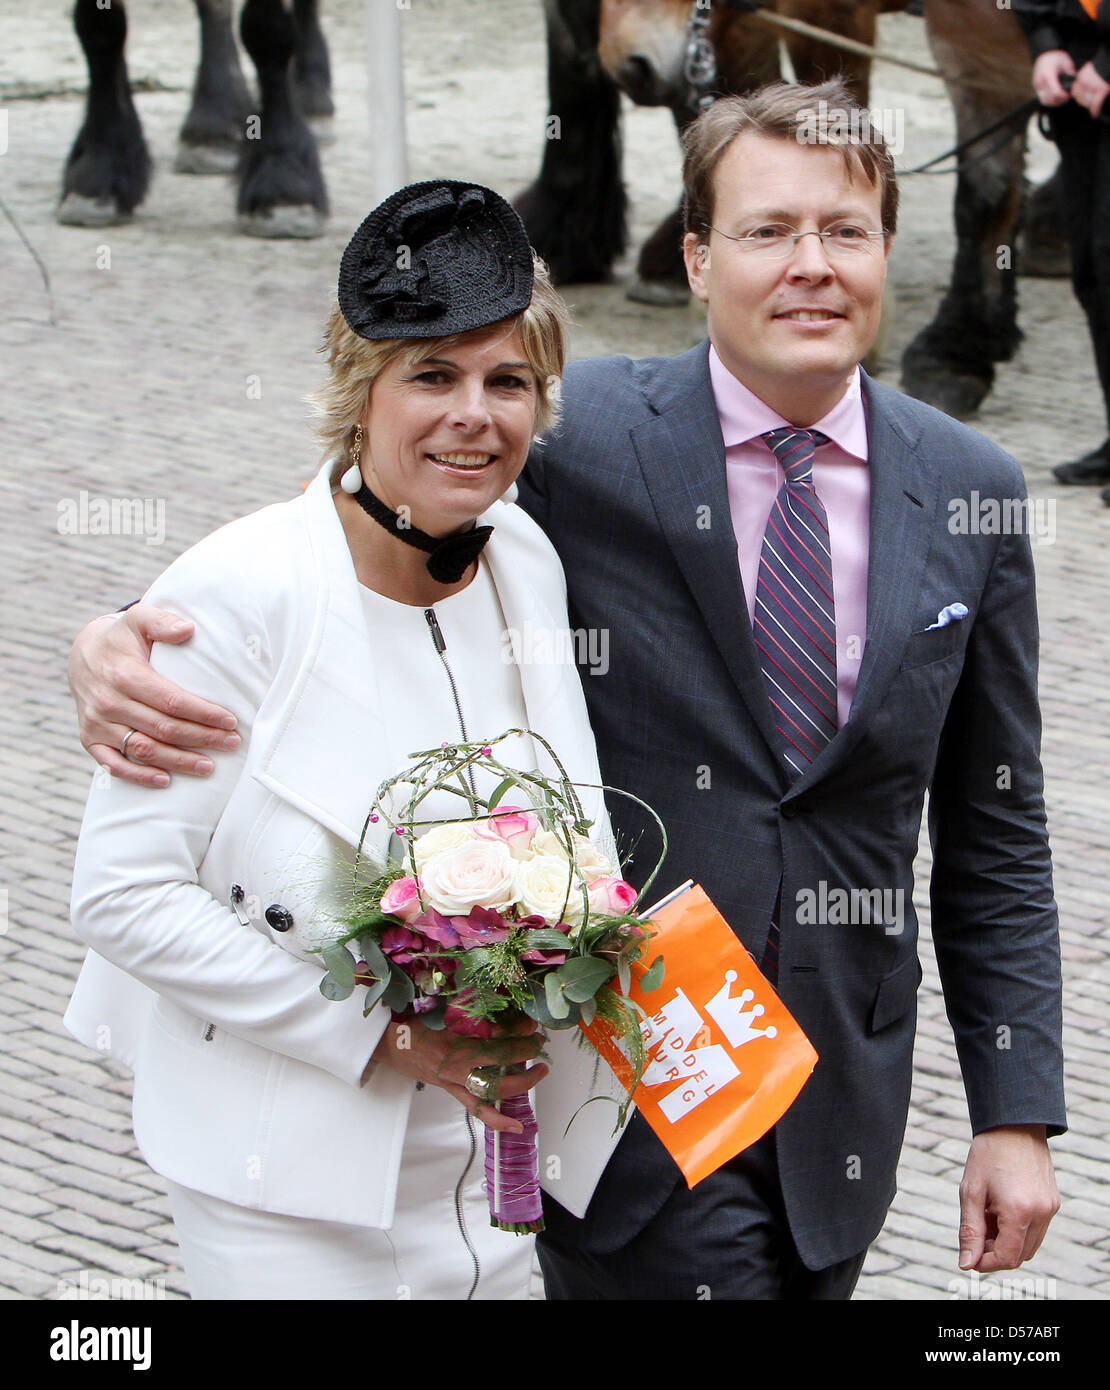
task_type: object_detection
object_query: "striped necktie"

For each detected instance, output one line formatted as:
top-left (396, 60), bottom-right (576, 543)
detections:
top-left (753, 427), bottom-right (837, 982)
top-left (752, 427), bottom-right (838, 776)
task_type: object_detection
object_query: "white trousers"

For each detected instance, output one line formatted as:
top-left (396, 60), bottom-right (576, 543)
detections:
top-left (165, 1085), bottom-right (536, 1300)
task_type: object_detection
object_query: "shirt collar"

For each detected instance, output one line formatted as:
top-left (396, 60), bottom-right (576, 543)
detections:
top-left (707, 344), bottom-right (869, 462)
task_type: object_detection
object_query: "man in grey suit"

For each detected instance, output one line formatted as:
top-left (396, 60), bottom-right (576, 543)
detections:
top-left (520, 80), bottom-right (1065, 1300)
top-left (71, 81), bottom-right (1063, 1299)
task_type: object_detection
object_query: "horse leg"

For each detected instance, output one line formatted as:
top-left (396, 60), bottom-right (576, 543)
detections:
top-left (237, 0), bottom-right (327, 238)
top-left (1021, 163), bottom-right (1071, 279)
top-left (780, 0), bottom-right (876, 104)
top-left (901, 0), bottom-right (1026, 418)
top-left (58, 0), bottom-right (151, 226)
top-left (176, 0), bottom-right (253, 174)
top-left (514, 0), bottom-right (627, 284)
top-left (291, 0), bottom-right (335, 140)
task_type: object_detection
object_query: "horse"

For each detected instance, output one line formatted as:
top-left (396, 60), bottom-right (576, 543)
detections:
top-left (58, 0), bottom-right (332, 238)
top-left (514, 0), bottom-right (1064, 418)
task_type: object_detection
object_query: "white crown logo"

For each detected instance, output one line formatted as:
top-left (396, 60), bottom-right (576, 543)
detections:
top-left (704, 971), bottom-right (778, 1048)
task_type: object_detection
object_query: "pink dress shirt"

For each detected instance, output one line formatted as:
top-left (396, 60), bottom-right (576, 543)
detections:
top-left (708, 346), bottom-right (871, 729)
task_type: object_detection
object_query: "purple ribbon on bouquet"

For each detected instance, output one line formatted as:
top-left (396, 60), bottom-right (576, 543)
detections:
top-left (485, 1092), bottom-right (544, 1234)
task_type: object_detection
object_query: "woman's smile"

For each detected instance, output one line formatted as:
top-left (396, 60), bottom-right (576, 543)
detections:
top-left (361, 324), bottom-right (538, 534)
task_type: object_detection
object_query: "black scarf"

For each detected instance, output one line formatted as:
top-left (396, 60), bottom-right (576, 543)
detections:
top-left (350, 480), bottom-right (493, 584)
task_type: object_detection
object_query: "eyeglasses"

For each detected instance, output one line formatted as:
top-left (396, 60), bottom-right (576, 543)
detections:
top-left (704, 224), bottom-right (887, 259)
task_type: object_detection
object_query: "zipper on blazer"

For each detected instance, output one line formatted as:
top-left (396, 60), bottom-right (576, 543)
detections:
top-left (425, 606), bottom-right (482, 1293)
top-left (455, 1111), bottom-right (481, 1299)
top-left (424, 609), bottom-right (477, 799)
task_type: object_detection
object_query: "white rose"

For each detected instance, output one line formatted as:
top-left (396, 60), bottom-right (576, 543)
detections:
top-left (413, 820), bottom-right (482, 868)
top-left (529, 828), bottom-right (613, 883)
top-left (420, 840), bottom-right (518, 914)
top-left (516, 854), bottom-right (587, 926)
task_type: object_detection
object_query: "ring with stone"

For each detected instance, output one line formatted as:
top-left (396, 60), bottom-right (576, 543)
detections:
top-left (120, 729), bottom-right (139, 761)
top-left (464, 1067), bottom-right (499, 1103)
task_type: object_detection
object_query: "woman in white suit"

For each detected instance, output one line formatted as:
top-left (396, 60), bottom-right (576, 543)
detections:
top-left (66, 182), bottom-right (620, 1300)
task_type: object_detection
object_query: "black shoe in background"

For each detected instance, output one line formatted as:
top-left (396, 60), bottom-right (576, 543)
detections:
top-left (1053, 441), bottom-right (1110, 485)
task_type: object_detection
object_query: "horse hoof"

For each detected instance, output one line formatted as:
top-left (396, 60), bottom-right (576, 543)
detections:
top-left (1018, 236), bottom-right (1071, 280)
top-left (237, 204), bottom-right (326, 239)
top-left (901, 367), bottom-right (990, 421)
top-left (56, 193), bottom-right (131, 227)
top-left (174, 141), bottom-right (241, 175)
top-left (626, 279), bottom-right (689, 307)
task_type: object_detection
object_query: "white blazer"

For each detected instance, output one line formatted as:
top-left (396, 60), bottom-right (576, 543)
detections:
top-left (66, 463), bottom-right (626, 1228)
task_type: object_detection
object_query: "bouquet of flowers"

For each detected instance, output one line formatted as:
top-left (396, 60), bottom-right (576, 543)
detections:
top-left (317, 728), bottom-right (665, 1234)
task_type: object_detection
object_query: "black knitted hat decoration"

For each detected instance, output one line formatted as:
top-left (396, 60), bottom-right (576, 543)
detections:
top-left (337, 181), bottom-right (534, 340)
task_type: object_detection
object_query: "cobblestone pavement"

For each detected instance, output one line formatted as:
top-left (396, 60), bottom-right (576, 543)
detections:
top-left (0, 0), bottom-right (1106, 1306)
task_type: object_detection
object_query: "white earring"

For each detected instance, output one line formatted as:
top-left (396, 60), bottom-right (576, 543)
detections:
top-left (341, 422), bottom-right (364, 493)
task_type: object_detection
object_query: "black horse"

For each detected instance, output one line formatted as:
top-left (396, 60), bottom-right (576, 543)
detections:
top-left (58, 0), bottom-right (332, 237)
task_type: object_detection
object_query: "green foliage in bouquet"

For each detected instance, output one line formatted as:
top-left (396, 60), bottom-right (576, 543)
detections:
top-left (315, 730), bottom-right (667, 1108)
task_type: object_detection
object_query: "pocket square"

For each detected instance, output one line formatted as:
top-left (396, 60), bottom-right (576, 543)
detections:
top-left (924, 602), bottom-right (969, 631)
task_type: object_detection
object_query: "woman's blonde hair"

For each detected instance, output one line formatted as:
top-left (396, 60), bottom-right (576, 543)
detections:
top-left (312, 254), bottom-right (569, 478)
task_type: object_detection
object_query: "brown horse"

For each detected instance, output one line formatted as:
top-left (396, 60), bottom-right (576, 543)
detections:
top-left (515, 0), bottom-right (1061, 417)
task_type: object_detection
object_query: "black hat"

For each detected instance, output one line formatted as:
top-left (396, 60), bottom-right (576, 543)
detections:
top-left (337, 180), bottom-right (534, 341)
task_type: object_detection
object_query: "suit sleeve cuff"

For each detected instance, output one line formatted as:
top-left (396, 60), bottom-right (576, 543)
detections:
top-left (1015, 19), bottom-right (1067, 59)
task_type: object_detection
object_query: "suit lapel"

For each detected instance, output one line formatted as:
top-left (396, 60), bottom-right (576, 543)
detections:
top-left (253, 467), bottom-right (392, 851)
top-left (254, 471), bottom-right (610, 852)
top-left (632, 351), bottom-right (937, 793)
top-left (481, 514), bottom-right (611, 831)
top-left (629, 347), bottom-right (787, 770)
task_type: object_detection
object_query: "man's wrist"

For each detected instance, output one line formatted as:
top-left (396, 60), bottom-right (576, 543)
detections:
top-left (975, 1122), bottom-right (1049, 1141)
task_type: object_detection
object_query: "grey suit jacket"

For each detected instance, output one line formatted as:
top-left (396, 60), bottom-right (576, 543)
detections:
top-left (518, 341), bottom-right (1066, 1270)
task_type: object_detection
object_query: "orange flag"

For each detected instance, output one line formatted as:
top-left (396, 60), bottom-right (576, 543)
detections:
top-left (582, 883), bottom-right (818, 1188)
top-left (1079, 0), bottom-right (1099, 19)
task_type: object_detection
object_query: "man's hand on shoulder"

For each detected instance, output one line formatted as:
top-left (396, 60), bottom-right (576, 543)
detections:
top-left (69, 604), bottom-right (241, 787)
top-left (958, 1124), bottom-right (1060, 1273)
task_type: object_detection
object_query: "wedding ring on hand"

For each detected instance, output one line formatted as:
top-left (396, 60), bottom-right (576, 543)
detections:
top-left (464, 1067), bottom-right (500, 1103)
top-left (120, 730), bottom-right (139, 761)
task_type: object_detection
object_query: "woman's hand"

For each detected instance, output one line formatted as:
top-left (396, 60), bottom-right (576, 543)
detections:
top-left (68, 605), bottom-right (241, 786)
top-left (1032, 50), bottom-right (1076, 107)
top-left (365, 1015), bottom-right (548, 1133)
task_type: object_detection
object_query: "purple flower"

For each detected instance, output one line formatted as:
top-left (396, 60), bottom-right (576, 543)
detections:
top-left (414, 906), bottom-right (512, 951)
top-left (379, 924), bottom-right (426, 966)
top-left (444, 992), bottom-right (495, 1039)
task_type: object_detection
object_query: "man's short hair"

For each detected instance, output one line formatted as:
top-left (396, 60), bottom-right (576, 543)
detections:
top-left (682, 79), bottom-right (899, 243)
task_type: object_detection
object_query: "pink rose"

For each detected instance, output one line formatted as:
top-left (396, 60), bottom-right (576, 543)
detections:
top-left (587, 876), bottom-right (638, 917)
top-left (474, 804), bottom-right (540, 860)
top-left (380, 876), bottom-right (422, 923)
